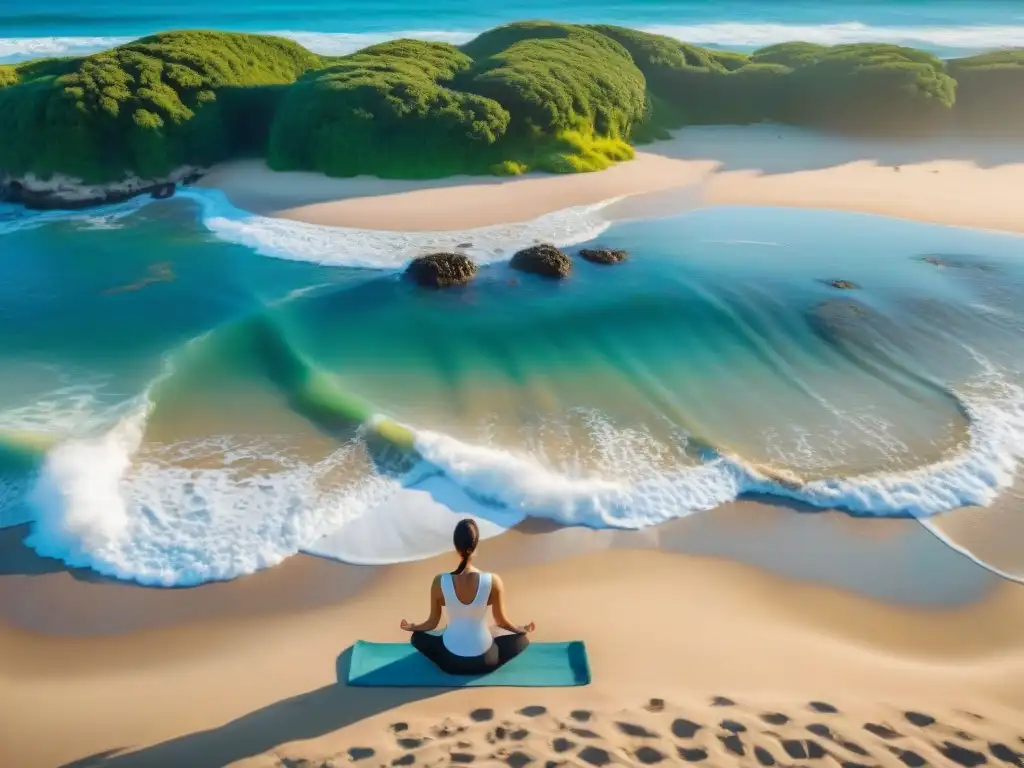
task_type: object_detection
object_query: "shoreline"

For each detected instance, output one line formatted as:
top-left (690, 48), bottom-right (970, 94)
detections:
top-left (2, 500), bottom-right (1023, 767)
top-left (197, 125), bottom-right (1024, 235)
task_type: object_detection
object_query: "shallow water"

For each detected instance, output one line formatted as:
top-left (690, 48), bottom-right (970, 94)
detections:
top-left (1, 192), bottom-right (1023, 584)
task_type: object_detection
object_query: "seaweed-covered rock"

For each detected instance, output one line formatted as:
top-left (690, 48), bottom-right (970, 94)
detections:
top-left (510, 244), bottom-right (572, 279)
top-left (579, 247), bottom-right (628, 264)
top-left (405, 252), bottom-right (478, 287)
top-left (821, 278), bottom-right (859, 290)
top-left (151, 182), bottom-right (176, 200)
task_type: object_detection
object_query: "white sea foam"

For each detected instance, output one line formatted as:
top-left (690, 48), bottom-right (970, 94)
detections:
top-left (3, 22), bottom-right (1022, 63)
top-left (0, 197), bottom-right (151, 236)
top-left (0, 35), bottom-right (133, 62)
top-left (23, 404), bottom-right (403, 585)
top-left (10, 348), bottom-right (1024, 583)
top-left (184, 188), bottom-right (616, 270)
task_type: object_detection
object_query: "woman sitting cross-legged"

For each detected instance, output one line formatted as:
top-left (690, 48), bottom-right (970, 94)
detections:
top-left (400, 518), bottom-right (535, 675)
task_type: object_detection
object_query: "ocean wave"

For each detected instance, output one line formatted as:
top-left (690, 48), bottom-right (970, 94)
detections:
top-left (185, 188), bottom-right (616, 270)
top-left (4, 342), bottom-right (1020, 585)
top-left (3, 21), bottom-right (1022, 63)
top-left (0, 197), bottom-right (151, 236)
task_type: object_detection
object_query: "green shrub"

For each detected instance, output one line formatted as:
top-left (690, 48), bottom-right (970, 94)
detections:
top-left (750, 42), bottom-right (827, 68)
top-left (267, 40), bottom-right (510, 178)
top-left (490, 159), bottom-right (528, 175)
top-left (947, 49), bottom-right (1024, 135)
top-left (779, 44), bottom-right (956, 133)
top-left (464, 23), bottom-right (646, 138)
top-left (0, 31), bottom-right (323, 183)
top-left (0, 66), bottom-right (17, 88)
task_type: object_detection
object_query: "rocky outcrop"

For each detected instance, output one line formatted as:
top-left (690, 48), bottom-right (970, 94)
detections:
top-left (821, 278), bottom-right (860, 290)
top-left (579, 247), bottom-right (628, 265)
top-left (0, 166), bottom-right (205, 210)
top-left (405, 252), bottom-right (479, 288)
top-left (510, 244), bottom-right (572, 279)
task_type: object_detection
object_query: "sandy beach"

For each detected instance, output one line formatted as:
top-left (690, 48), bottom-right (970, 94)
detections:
top-left (3, 124), bottom-right (1024, 768)
top-left (2, 500), bottom-right (1024, 768)
top-left (200, 125), bottom-right (1024, 235)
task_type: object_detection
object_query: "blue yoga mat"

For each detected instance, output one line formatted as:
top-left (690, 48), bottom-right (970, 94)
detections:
top-left (346, 640), bottom-right (591, 687)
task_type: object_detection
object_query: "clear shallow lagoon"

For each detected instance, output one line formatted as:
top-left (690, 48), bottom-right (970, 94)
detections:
top-left (1, 193), bottom-right (1023, 584)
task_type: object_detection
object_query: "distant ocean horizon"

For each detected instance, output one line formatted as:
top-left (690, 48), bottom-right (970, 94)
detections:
top-left (2, 0), bottom-right (1024, 62)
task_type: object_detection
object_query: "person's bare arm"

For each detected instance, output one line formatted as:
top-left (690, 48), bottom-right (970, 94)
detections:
top-left (489, 574), bottom-right (535, 634)
top-left (400, 576), bottom-right (443, 632)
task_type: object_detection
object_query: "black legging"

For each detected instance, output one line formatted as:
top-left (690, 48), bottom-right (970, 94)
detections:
top-left (411, 631), bottom-right (530, 675)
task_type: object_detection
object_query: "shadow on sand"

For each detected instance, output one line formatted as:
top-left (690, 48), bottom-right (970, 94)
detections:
top-left (59, 647), bottom-right (443, 768)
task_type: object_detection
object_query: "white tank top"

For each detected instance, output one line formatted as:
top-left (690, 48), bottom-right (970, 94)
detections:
top-left (441, 571), bottom-right (493, 657)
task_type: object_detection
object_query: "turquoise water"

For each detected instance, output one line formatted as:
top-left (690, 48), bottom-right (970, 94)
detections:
top-left (3, 0), bottom-right (1024, 61)
top-left (2, 191), bottom-right (1024, 584)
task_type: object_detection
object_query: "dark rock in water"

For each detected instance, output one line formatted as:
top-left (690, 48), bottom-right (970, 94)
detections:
top-left (919, 254), bottom-right (996, 272)
top-left (182, 171), bottom-right (205, 186)
top-left (821, 278), bottom-right (859, 290)
top-left (510, 243), bottom-right (572, 279)
top-left (150, 182), bottom-right (176, 200)
top-left (579, 247), bottom-right (628, 265)
top-left (405, 252), bottom-right (478, 288)
top-left (456, 242), bottom-right (473, 249)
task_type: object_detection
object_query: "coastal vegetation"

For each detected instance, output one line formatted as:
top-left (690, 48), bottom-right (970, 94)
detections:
top-left (0, 24), bottom-right (1019, 195)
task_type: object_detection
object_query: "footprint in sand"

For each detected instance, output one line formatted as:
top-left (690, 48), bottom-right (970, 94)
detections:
top-left (905, 711), bottom-right (937, 728)
top-left (552, 737), bottom-right (575, 753)
top-left (508, 728), bottom-right (530, 741)
top-left (719, 734), bottom-right (745, 756)
top-left (864, 723), bottom-right (903, 740)
top-left (720, 719), bottom-right (747, 733)
top-left (391, 754), bottom-right (415, 766)
top-left (348, 746), bottom-right (375, 761)
top-left (634, 746), bottom-right (667, 765)
top-left (781, 739), bottom-right (826, 760)
top-left (677, 746), bottom-right (709, 762)
top-left (570, 710), bottom-right (593, 722)
top-left (754, 746), bottom-right (776, 766)
top-left (809, 701), bottom-right (840, 714)
top-left (711, 696), bottom-right (736, 707)
top-left (578, 746), bottom-right (612, 766)
top-left (671, 719), bottom-right (703, 739)
top-left (431, 722), bottom-right (466, 738)
top-left (937, 740), bottom-right (989, 766)
top-left (989, 741), bottom-right (1024, 764)
top-left (505, 751), bottom-right (533, 768)
top-left (397, 737), bottom-right (427, 749)
top-left (471, 709), bottom-right (495, 722)
top-left (391, 722), bottom-right (410, 733)
top-left (888, 746), bottom-right (927, 767)
top-left (806, 723), bottom-right (871, 757)
top-left (761, 713), bottom-right (791, 726)
top-left (616, 721), bottom-right (660, 738)
top-left (569, 726), bottom-right (601, 739)
top-left (518, 705), bottom-right (547, 717)
top-left (450, 753), bottom-right (475, 764)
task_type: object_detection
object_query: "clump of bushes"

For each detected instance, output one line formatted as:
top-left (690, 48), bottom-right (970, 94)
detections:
top-left (268, 40), bottom-right (510, 178)
top-left (1, 25), bottom-right (1018, 187)
top-left (947, 49), bottom-right (1024, 135)
top-left (0, 31), bottom-right (323, 183)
